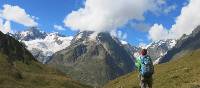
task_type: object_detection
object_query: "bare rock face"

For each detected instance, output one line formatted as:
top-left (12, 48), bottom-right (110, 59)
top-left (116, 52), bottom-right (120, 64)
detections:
top-left (48, 31), bottom-right (135, 87)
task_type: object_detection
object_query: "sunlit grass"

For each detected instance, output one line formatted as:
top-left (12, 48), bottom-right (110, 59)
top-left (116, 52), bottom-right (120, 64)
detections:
top-left (0, 53), bottom-right (92, 88)
top-left (104, 49), bottom-right (200, 88)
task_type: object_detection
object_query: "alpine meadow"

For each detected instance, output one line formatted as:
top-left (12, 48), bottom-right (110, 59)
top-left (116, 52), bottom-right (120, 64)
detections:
top-left (0, 0), bottom-right (200, 88)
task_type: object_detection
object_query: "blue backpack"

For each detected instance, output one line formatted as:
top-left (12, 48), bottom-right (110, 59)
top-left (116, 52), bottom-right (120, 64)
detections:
top-left (140, 55), bottom-right (154, 77)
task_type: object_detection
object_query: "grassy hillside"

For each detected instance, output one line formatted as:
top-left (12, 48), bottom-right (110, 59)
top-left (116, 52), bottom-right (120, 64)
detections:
top-left (0, 53), bottom-right (92, 88)
top-left (0, 32), bottom-right (92, 88)
top-left (104, 49), bottom-right (200, 88)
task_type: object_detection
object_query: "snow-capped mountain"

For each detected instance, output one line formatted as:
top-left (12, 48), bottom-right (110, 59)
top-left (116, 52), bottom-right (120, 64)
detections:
top-left (11, 27), bottom-right (73, 64)
top-left (11, 27), bottom-right (47, 41)
top-left (145, 39), bottom-right (177, 64)
top-left (9, 27), bottom-right (177, 65)
top-left (48, 31), bottom-right (135, 87)
top-left (70, 31), bottom-right (94, 45)
top-left (113, 34), bottom-right (177, 64)
top-left (72, 31), bottom-right (140, 57)
top-left (158, 25), bottom-right (200, 64)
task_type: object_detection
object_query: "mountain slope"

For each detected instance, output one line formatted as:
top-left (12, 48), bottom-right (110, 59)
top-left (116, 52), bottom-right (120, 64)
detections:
top-left (0, 31), bottom-right (92, 88)
top-left (48, 31), bottom-right (135, 87)
top-left (123, 43), bottom-right (140, 56)
top-left (104, 49), bottom-right (200, 88)
top-left (159, 25), bottom-right (200, 63)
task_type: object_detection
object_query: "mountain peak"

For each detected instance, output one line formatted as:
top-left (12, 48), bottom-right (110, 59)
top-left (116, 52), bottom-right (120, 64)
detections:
top-left (71, 31), bottom-right (93, 44)
top-left (191, 25), bottom-right (200, 36)
top-left (13, 27), bottom-right (47, 41)
top-left (70, 31), bottom-right (113, 45)
top-left (146, 39), bottom-right (177, 63)
top-left (49, 31), bottom-right (135, 87)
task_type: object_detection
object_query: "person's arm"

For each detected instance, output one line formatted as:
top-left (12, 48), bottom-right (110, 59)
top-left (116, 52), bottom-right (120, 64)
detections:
top-left (135, 56), bottom-right (141, 71)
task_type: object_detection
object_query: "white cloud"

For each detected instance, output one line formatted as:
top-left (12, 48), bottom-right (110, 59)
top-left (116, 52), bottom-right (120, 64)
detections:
top-left (117, 31), bottom-right (122, 39)
top-left (32, 16), bottom-right (39, 20)
top-left (0, 4), bottom-right (38, 27)
top-left (64, 0), bottom-right (157, 33)
top-left (149, 0), bottom-right (200, 41)
top-left (53, 24), bottom-right (66, 30)
top-left (149, 24), bottom-right (169, 41)
top-left (139, 42), bottom-right (147, 49)
top-left (156, 0), bottom-right (166, 5)
top-left (0, 18), bottom-right (11, 34)
top-left (115, 30), bottom-right (127, 40)
top-left (120, 40), bottom-right (128, 45)
top-left (152, 0), bottom-right (177, 15)
top-left (3, 20), bottom-right (11, 33)
top-left (0, 18), bottom-right (3, 32)
top-left (122, 33), bottom-right (127, 40)
top-left (110, 30), bottom-right (128, 44)
top-left (115, 30), bottom-right (128, 45)
top-left (170, 0), bottom-right (200, 38)
top-left (128, 22), bottom-right (151, 32)
top-left (163, 5), bottom-right (176, 14)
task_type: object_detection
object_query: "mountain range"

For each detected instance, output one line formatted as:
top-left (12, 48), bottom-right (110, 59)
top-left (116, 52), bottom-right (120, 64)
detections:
top-left (6, 27), bottom-right (178, 87)
top-left (158, 25), bottom-right (200, 63)
top-left (1, 24), bottom-right (199, 88)
top-left (104, 25), bottom-right (200, 88)
top-left (6, 27), bottom-right (183, 87)
top-left (10, 27), bottom-right (176, 64)
top-left (0, 31), bottom-right (92, 88)
top-left (10, 27), bottom-right (73, 64)
top-left (146, 39), bottom-right (177, 64)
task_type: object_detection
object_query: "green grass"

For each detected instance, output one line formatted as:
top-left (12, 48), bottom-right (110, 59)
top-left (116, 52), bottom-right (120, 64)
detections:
top-left (104, 49), bottom-right (200, 88)
top-left (0, 53), bottom-right (92, 88)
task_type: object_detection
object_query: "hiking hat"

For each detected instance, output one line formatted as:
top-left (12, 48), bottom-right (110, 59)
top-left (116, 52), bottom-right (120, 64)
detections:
top-left (141, 49), bottom-right (147, 56)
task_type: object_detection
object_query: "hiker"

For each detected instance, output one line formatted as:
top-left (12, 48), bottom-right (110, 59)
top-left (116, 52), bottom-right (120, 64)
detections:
top-left (134, 49), bottom-right (154, 88)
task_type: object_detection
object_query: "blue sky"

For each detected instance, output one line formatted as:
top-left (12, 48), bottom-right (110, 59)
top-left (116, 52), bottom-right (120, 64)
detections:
top-left (0, 0), bottom-right (188, 46)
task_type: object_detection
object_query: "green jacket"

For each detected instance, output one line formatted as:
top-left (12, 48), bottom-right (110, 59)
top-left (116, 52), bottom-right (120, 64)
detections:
top-left (135, 56), bottom-right (142, 71)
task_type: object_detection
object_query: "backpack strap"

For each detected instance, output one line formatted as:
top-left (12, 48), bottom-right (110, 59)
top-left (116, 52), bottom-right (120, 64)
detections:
top-left (141, 55), bottom-right (148, 65)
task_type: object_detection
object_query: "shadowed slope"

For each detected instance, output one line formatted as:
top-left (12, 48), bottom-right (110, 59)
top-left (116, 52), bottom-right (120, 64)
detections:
top-left (0, 31), bottom-right (92, 88)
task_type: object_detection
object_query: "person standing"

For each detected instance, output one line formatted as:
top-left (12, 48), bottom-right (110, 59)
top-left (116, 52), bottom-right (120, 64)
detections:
top-left (135, 49), bottom-right (154, 88)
